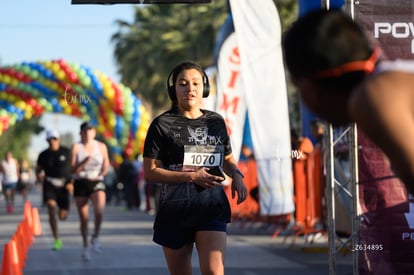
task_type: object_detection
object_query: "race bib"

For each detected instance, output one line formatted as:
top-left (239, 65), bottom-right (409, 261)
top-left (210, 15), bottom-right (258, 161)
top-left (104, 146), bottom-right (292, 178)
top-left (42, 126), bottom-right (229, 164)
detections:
top-left (47, 177), bottom-right (65, 187)
top-left (183, 145), bottom-right (223, 170)
top-left (20, 172), bottom-right (30, 182)
top-left (79, 170), bottom-right (101, 180)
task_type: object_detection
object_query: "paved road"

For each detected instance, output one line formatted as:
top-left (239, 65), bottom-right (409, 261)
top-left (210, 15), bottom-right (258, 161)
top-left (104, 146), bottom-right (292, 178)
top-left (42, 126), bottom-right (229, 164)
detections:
top-left (0, 189), bottom-right (353, 275)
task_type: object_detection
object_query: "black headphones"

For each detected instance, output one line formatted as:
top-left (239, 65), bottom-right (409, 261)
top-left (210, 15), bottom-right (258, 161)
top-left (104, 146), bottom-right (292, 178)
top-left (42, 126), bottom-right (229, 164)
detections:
top-left (167, 61), bottom-right (210, 101)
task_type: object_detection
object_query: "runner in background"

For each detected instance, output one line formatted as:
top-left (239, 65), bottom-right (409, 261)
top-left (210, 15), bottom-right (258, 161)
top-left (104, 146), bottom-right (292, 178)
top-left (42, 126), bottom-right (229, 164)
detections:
top-left (17, 159), bottom-right (33, 203)
top-left (71, 122), bottom-right (110, 261)
top-left (36, 130), bottom-right (72, 251)
top-left (1, 151), bottom-right (20, 213)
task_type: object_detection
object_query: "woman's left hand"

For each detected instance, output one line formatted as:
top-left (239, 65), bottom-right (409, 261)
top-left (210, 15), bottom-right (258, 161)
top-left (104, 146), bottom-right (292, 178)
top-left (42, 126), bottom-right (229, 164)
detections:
top-left (231, 175), bottom-right (247, 204)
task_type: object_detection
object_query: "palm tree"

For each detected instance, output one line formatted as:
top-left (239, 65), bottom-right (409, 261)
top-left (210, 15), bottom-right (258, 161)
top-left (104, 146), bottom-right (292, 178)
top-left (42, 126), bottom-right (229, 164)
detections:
top-left (111, 1), bottom-right (297, 115)
top-left (111, 3), bottom-right (227, 114)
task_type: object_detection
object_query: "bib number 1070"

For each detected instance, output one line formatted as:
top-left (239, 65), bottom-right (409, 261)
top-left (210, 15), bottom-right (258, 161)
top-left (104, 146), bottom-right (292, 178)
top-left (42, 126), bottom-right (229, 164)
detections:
top-left (183, 152), bottom-right (221, 167)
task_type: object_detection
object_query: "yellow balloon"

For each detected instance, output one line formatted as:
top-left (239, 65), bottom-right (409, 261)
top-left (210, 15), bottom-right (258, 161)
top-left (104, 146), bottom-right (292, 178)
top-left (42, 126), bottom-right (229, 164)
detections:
top-left (114, 154), bottom-right (122, 165)
top-left (63, 105), bottom-right (72, 115)
top-left (3, 75), bottom-right (11, 84)
top-left (108, 116), bottom-right (116, 128)
top-left (15, 101), bottom-right (26, 110)
top-left (104, 86), bottom-right (114, 100)
top-left (59, 98), bottom-right (68, 107)
top-left (10, 78), bottom-right (18, 87)
top-left (24, 110), bottom-right (33, 120)
top-left (56, 70), bottom-right (65, 81)
top-left (138, 121), bottom-right (147, 130)
top-left (25, 103), bottom-right (33, 112)
top-left (138, 130), bottom-right (147, 142)
top-left (142, 111), bottom-right (151, 123)
top-left (135, 141), bottom-right (143, 154)
top-left (51, 82), bottom-right (59, 91)
top-left (96, 124), bottom-right (105, 133)
top-left (96, 71), bottom-right (105, 81)
top-left (52, 63), bottom-right (60, 72)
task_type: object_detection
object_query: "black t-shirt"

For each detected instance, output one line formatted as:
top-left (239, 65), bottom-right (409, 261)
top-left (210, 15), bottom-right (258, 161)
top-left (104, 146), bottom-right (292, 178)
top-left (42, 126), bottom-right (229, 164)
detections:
top-left (144, 109), bottom-right (232, 171)
top-left (143, 109), bottom-right (232, 227)
top-left (37, 146), bottom-right (71, 179)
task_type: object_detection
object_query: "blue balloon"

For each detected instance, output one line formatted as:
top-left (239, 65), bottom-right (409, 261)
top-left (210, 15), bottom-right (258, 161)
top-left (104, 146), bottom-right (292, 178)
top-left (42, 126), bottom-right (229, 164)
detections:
top-left (115, 115), bottom-right (123, 140)
top-left (111, 147), bottom-right (121, 155)
top-left (90, 118), bottom-right (99, 126)
top-left (50, 98), bottom-right (62, 112)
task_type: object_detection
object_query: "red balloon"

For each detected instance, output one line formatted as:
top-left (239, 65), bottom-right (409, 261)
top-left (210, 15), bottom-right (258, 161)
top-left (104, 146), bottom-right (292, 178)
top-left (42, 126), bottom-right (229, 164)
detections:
top-left (28, 98), bottom-right (37, 107)
top-left (68, 72), bottom-right (79, 83)
top-left (34, 105), bottom-right (44, 116)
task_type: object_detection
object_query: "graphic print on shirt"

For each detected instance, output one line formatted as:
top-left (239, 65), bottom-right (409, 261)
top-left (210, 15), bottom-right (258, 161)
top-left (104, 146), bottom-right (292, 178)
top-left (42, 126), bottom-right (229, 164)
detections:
top-left (187, 126), bottom-right (209, 145)
top-left (187, 126), bottom-right (223, 146)
top-left (182, 126), bottom-right (225, 171)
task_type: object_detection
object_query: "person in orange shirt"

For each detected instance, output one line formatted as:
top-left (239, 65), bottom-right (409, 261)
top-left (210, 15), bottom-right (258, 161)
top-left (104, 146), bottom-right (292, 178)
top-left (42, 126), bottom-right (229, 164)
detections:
top-left (291, 129), bottom-right (314, 228)
top-left (291, 129), bottom-right (314, 161)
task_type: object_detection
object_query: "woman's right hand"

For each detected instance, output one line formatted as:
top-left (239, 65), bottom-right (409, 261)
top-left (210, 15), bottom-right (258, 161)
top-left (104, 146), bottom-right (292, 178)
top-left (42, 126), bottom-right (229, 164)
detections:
top-left (192, 167), bottom-right (224, 189)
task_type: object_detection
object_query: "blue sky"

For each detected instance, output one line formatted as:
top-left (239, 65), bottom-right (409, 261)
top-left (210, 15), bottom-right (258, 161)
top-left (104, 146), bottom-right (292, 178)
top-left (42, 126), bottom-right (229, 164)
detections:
top-left (0, 0), bottom-right (137, 159)
top-left (0, 0), bottom-right (136, 82)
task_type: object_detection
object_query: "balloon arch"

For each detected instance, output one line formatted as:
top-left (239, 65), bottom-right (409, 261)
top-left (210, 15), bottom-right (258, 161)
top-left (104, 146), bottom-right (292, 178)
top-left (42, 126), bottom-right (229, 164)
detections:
top-left (0, 59), bottom-right (150, 164)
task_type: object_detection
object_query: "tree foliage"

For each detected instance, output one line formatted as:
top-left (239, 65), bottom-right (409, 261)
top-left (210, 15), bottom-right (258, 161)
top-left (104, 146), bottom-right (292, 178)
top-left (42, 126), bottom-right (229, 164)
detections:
top-left (111, 1), bottom-right (297, 115)
top-left (0, 117), bottom-right (43, 162)
top-left (111, 2), bottom-right (228, 114)
top-left (275, 0), bottom-right (298, 32)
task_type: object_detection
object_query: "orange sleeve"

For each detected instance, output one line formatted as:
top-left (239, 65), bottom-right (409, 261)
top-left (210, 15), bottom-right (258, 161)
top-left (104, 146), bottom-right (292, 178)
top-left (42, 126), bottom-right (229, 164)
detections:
top-left (299, 138), bottom-right (314, 155)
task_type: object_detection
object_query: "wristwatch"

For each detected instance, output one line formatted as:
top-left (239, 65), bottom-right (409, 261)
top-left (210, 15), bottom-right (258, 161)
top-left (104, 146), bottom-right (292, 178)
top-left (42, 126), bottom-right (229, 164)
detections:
top-left (232, 169), bottom-right (244, 179)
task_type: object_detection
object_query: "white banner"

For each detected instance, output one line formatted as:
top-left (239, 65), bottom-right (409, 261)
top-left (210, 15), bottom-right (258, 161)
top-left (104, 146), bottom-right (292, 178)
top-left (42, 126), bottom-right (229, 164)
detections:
top-left (216, 33), bottom-right (246, 162)
top-left (230, 0), bottom-right (294, 215)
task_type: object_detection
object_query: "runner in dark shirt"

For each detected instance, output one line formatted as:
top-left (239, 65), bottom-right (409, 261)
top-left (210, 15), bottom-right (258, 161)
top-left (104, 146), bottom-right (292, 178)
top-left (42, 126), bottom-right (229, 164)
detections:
top-left (36, 130), bottom-right (72, 251)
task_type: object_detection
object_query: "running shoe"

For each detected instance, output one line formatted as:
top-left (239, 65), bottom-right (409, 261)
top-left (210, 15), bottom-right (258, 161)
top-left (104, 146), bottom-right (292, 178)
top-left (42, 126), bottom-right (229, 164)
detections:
top-left (82, 247), bottom-right (92, 261)
top-left (52, 239), bottom-right (63, 251)
top-left (91, 236), bottom-right (102, 253)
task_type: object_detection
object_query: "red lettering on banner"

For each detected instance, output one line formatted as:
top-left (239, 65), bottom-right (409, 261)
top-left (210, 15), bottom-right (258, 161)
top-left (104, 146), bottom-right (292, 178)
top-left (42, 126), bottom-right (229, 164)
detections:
top-left (219, 95), bottom-right (240, 137)
top-left (227, 70), bottom-right (240, 89)
top-left (219, 45), bottom-right (241, 137)
top-left (228, 47), bottom-right (240, 64)
top-left (227, 47), bottom-right (241, 89)
top-left (219, 94), bottom-right (240, 114)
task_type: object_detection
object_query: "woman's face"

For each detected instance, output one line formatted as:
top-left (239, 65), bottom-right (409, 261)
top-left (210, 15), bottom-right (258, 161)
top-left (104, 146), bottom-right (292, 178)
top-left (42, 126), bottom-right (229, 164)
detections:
top-left (175, 68), bottom-right (204, 111)
top-left (5, 152), bottom-right (12, 160)
top-left (80, 128), bottom-right (96, 142)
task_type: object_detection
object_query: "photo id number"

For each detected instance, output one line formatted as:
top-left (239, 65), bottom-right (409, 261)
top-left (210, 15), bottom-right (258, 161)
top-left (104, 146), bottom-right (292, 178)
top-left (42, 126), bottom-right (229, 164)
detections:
top-left (352, 244), bottom-right (383, 251)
